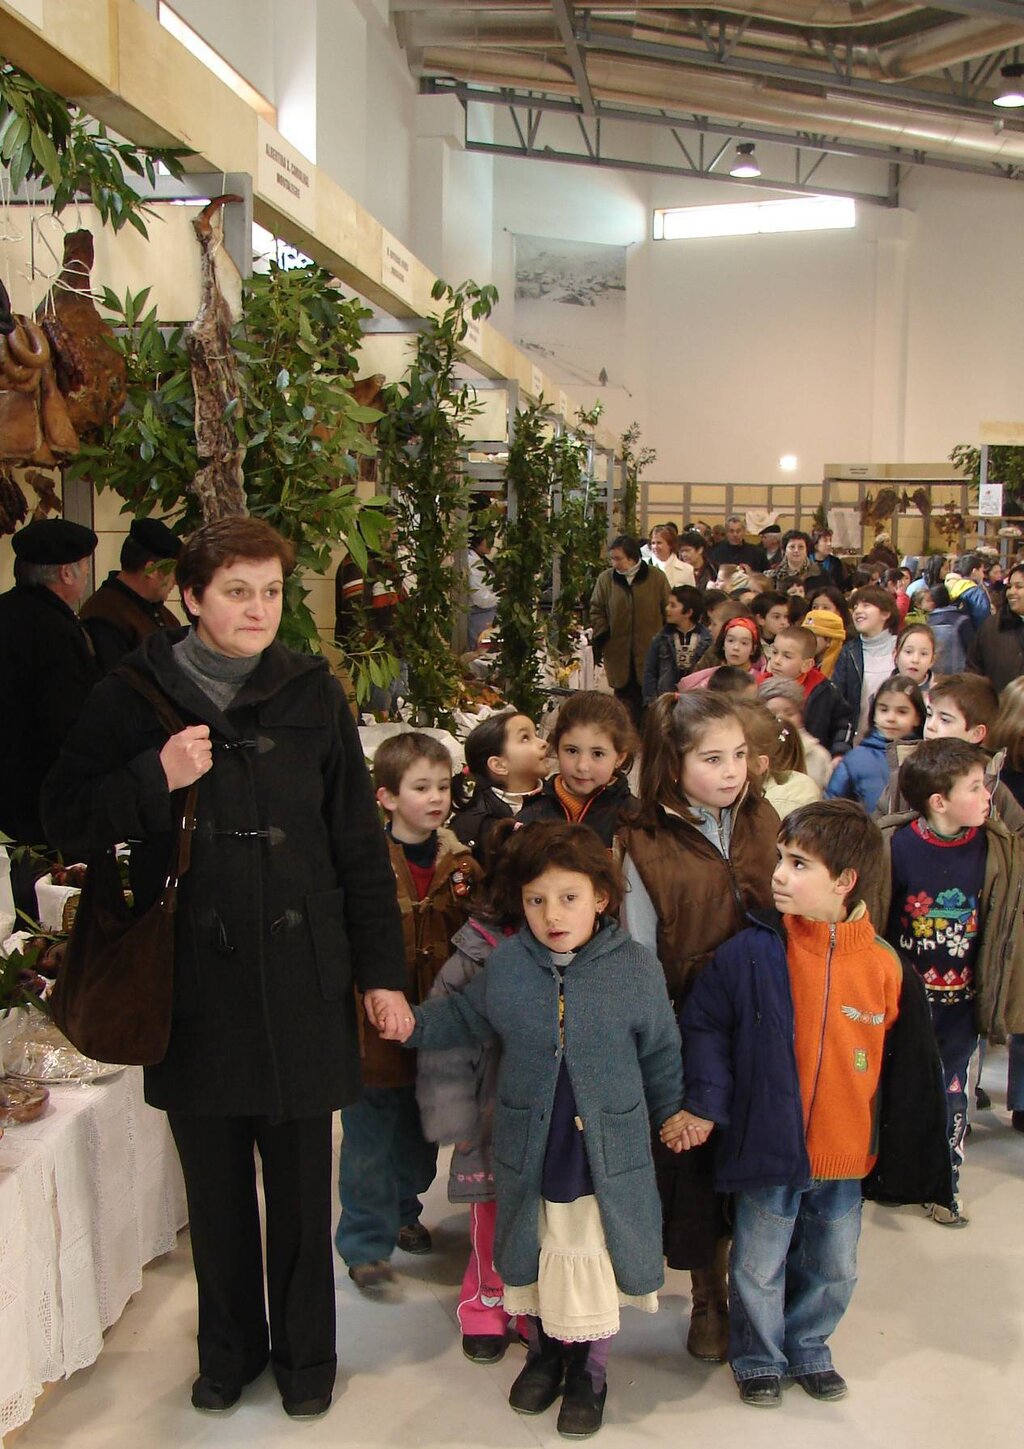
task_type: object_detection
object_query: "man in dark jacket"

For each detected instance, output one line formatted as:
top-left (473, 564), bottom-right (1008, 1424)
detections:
top-left (0, 518), bottom-right (100, 848)
top-left (709, 515), bottom-right (765, 572)
top-left (80, 517), bottom-right (182, 672)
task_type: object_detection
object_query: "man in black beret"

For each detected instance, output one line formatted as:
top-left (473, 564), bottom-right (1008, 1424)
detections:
top-left (81, 516), bottom-right (182, 673)
top-left (759, 524), bottom-right (783, 573)
top-left (0, 518), bottom-right (101, 848)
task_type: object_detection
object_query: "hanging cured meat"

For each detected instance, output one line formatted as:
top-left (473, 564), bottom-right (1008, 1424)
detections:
top-left (185, 195), bottom-right (248, 522)
top-left (0, 315), bottom-right (78, 465)
top-left (36, 230), bottom-right (127, 439)
top-left (0, 279), bottom-right (14, 336)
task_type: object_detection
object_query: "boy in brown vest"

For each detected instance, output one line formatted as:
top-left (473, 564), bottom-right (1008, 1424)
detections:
top-left (336, 733), bottom-right (480, 1287)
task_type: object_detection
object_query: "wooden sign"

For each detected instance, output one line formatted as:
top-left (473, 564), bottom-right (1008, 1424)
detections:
top-left (380, 229), bottom-right (415, 305)
top-left (256, 120), bottom-right (316, 231)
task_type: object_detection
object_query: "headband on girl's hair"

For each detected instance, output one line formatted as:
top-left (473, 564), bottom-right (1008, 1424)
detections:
top-left (722, 616), bottom-right (760, 640)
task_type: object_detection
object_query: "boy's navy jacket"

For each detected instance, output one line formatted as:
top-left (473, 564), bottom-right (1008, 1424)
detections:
top-left (517, 771), bottom-right (638, 847)
top-left (679, 911), bottom-right (954, 1209)
top-left (802, 674), bottom-right (854, 757)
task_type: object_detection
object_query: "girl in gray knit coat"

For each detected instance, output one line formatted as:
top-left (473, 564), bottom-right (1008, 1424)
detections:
top-left (384, 821), bottom-right (682, 1439)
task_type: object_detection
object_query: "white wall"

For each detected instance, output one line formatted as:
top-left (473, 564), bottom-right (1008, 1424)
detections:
top-left (901, 170), bottom-right (1024, 460)
top-left (485, 147), bottom-right (1024, 486)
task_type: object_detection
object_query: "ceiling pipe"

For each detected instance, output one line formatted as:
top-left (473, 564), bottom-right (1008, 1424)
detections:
top-left (391, 1), bottom-right (922, 24)
top-left (399, 8), bottom-right (1024, 85)
top-left (418, 43), bottom-right (1024, 161)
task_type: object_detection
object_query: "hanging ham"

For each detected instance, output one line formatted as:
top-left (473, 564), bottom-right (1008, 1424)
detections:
top-left (36, 230), bottom-right (127, 439)
top-left (185, 195), bottom-right (248, 522)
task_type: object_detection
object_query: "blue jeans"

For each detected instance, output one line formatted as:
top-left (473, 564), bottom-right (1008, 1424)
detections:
top-left (335, 1085), bottom-right (438, 1267)
top-left (931, 998), bottom-right (978, 1198)
top-left (468, 605), bottom-right (497, 649)
top-left (729, 1179), bottom-right (862, 1382)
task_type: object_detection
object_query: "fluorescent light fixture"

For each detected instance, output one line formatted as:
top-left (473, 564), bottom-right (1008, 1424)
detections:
top-left (779, 454), bottom-right (799, 472)
top-left (158, 3), bottom-right (277, 124)
top-left (729, 143), bottom-right (761, 178)
top-left (654, 195), bottom-right (856, 241)
top-left (994, 63), bottom-right (1024, 108)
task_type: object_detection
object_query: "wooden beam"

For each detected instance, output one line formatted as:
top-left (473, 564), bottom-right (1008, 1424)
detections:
top-left (0, 0), bottom-right (621, 450)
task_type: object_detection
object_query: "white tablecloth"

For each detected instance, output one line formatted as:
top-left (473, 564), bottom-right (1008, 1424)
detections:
top-left (0, 1069), bottom-right (187, 1438)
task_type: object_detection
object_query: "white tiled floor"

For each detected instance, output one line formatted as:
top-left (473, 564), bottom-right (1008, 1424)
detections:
top-left (12, 1052), bottom-right (1024, 1448)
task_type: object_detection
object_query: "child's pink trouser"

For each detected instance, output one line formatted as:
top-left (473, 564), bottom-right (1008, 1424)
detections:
top-left (458, 1200), bottom-right (522, 1337)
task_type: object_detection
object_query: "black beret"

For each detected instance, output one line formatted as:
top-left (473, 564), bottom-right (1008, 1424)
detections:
top-left (12, 519), bottom-right (98, 564)
top-left (129, 517), bottom-right (181, 560)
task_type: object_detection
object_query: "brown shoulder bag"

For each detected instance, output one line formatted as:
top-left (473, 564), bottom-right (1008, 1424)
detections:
top-left (51, 668), bottom-right (199, 1065)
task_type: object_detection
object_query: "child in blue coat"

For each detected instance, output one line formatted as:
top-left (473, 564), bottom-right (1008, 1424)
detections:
top-left (377, 821), bottom-right (682, 1439)
top-left (826, 675), bottom-right (924, 813)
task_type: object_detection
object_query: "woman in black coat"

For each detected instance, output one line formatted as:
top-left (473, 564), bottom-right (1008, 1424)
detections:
top-left (42, 519), bottom-right (409, 1420)
top-left (967, 562), bottom-right (1024, 694)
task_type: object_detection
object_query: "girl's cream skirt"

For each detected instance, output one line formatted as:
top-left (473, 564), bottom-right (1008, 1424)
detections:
top-left (503, 1195), bottom-right (658, 1342)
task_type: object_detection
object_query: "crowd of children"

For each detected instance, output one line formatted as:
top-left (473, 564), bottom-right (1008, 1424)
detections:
top-left (330, 527), bottom-right (1024, 1439)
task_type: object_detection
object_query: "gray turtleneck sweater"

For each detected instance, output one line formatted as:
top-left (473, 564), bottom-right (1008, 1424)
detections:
top-left (172, 628), bottom-right (262, 711)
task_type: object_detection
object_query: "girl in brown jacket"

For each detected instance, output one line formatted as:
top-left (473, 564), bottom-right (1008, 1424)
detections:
top-left (619, 693), bottom-right (780, 1365)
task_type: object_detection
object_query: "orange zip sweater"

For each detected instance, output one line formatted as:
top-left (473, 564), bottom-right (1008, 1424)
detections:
top-left (785, 910), bottom-right (902, 1180)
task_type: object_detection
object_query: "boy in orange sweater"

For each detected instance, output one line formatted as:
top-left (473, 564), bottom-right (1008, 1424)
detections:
top-left (662, 801), bottom-right (950, 1408)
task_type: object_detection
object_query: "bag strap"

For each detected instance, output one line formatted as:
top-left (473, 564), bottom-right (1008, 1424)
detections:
top-left (117, 664), bottom-right (189, 737)
top-left (116, 665), bottom-right (200, 895)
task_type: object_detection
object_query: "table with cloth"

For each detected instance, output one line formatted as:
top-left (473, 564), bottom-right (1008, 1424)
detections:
top-left (0, 1068), bottom-right (187, 1438)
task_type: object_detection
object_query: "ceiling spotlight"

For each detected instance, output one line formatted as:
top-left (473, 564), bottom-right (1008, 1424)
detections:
top-left (730, 143), bottom-right (761, 178)
top-left (779, 454), bottom-right (798, 472)
top-left (994, 63), bottom-right (1024, 108)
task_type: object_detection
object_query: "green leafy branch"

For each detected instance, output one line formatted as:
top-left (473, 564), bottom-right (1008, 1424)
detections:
top-left (492, 398), bottom-right (554, 716)
top-left (1, 59), bottom-right (189, 237)
top-left (67, 265), bottom-right (397, 686)
top-left (378, 278), bottom-right (498, 727)
top-left (619, 420), bottom-right (656, 537)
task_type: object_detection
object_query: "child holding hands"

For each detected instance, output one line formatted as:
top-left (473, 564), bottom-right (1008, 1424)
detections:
top-left (663, 802), bottom-right (951, 1407)
top-left (380, 822), bottom-right (682, 1439)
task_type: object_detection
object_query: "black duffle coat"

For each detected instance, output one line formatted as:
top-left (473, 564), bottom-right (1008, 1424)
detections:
top-left (41, 627), bottom-right (405, 1121)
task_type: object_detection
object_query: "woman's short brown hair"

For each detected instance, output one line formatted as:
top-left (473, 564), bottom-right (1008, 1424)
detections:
top-left (176, 517), bottom-right (297, 600)
top-left (488, 821), bottom-right (625, 923)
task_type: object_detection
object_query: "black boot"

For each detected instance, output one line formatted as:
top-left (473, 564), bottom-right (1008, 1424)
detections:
top-left (557, 1345), bottom-right (607, 1439)
top-left (509, 1326), bottom-right (564, 1415)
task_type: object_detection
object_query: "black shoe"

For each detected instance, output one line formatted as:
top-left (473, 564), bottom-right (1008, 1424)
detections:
top-left (509, 1353), bottom-right (565, 1414)
top-left (557, 1368), bottom-right (607, 1439)
top-left (191, 1375), bottom-right (242, 1412)
top-left (282, 1393), bottom-right (332, 1419)
top-left (738, 1375), bottom-right (782, 1407)
top-left (463, 1333), bottom-right (507, 1364)
top-left (397, 1221), bottom-right (432, 1254)
top-left (1013, 1110), bottom-right (1024, 1133)
top-left (975, 1086), bottom-right (992, 1110)
top-left (794, 1369), bottom-right (848, 1401)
